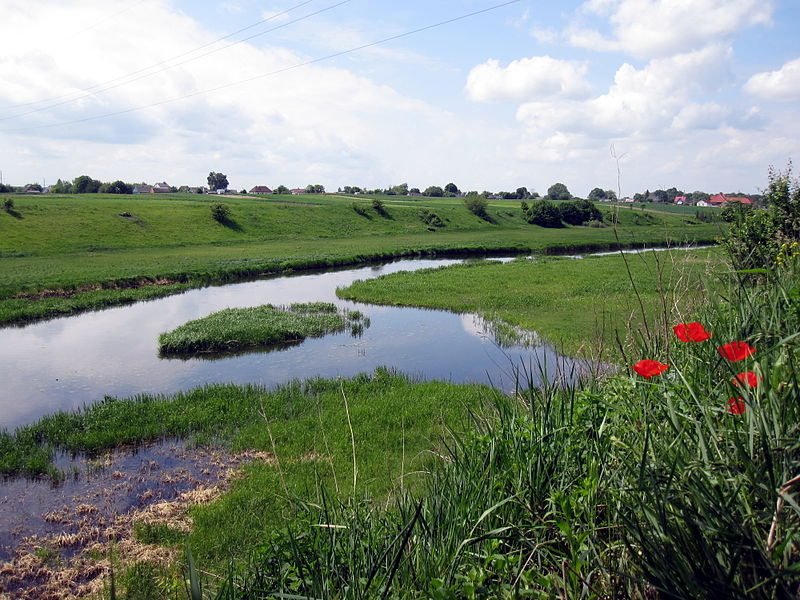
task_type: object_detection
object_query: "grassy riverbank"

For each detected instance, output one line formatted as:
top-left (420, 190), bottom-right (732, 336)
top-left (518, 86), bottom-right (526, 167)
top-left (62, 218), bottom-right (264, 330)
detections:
top-left (193, 255), bottom-right (800, 599)
top-left (3, 250), bottom-right (787, 599)
top-left (0, 192), bottom-right (722, 325)
top-left (340, 248), bottom-right (720, 357)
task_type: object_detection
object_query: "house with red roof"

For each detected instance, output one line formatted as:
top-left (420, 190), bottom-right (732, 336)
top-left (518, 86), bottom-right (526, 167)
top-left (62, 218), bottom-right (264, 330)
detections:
top-left (709, 193), bottom-right (752, 206)
top-left (249, 186), bottom-right (273, 194)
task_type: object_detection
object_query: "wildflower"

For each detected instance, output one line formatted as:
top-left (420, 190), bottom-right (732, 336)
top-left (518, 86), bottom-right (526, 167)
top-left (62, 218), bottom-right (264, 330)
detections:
top-left (727, 397), bottom-right (746, 415)
top-left (718, 341), bottom-right (756, 362)
top-left (732, 371), bottom-right (760, 388)
top-left (633, 359), bottom-right (669, 380)
top-left (673, 322), bottom-right (712, 342)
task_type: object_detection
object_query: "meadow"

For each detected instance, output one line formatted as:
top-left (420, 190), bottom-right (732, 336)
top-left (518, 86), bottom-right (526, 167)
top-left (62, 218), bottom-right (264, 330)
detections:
top-left (0, 192), bottom-right (722, 324)
top-left (339, 248), bottom-right (718, 357)
top-left (10, 190), bottom-right (796, 598)
top-left (4, 247), bottom-right (797, 599)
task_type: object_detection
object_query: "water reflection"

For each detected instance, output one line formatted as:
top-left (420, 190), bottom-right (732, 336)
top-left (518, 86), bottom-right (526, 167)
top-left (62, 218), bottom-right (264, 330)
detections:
top-left (0, 258), bottom-right (591, 430)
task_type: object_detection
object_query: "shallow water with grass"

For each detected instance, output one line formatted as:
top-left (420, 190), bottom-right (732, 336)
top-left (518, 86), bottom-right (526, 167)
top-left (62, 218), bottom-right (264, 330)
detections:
top-left (0, 257), bottom-right (591, 430)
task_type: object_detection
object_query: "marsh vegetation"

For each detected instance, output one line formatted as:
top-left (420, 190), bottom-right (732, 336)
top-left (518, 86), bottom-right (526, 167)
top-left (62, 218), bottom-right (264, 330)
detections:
top-left (158, 302), bottom-right (369, 355)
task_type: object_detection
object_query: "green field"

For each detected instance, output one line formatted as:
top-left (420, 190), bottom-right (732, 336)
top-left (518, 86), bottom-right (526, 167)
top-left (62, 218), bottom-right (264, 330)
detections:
top-left (0, 192), bottom-right (723, 324)
top-left (339, 249), bottom-right (720, 357)
top-left (4, 188), bottom-right (799, 598)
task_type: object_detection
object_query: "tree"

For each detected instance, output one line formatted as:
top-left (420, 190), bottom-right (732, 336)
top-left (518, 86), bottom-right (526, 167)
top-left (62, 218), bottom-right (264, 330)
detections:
top-left (665, 187), bottom-right (683, 203)
top-left (72, 175), bottom-right (101, 193)
top-left (387, 183), bottom-right (409, 196)
top-left (210, 203), bottom-right (231, 222)
top-left (424, 185), bottom-right (444, 197)
top-left (464, 195), bottom-right (488, 219)
top-left (444, 182), bottom-right (460, 195)
top-left (526, 199), bottom-right (562, 227)
top-left (546, 183), bottom-right (571, 202)
top-left (688, 191), bottom-right (710, 205)
top-left (274, 185), bottom-right (289, 194)
top-left (104, 180), bottom-right (133, 194)
top-left (651, 189), bottom-right (669, 203)
top-left (515, 187), bottom-right (530, 200)
top-left (305, 184), bottom-right (325, 194)
top-left (558, 199), bottom-right (603, 225)
top-left (51, 179), bottom-right (73, 194)
top-left (207, 172), bottom-right (229, 191)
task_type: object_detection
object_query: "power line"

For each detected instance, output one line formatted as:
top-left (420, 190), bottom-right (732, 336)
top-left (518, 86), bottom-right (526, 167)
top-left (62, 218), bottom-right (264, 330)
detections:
top-left (0, 0), bottom-right (320, 114)
top-left (3, 0), bottom-right (521, 134)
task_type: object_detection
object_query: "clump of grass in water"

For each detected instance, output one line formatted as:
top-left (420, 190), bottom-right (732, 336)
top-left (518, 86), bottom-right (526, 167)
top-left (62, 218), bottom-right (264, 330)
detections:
top-left (158, 302), bottom-right (367, 355)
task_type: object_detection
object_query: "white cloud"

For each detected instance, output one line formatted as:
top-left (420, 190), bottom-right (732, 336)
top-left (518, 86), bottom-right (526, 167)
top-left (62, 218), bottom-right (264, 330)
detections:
top-left (745, 57), bottom-right (800, 101)
top-left (567, 0), bottom-right (772, 59)
top-left (530, 28), bottom-right (558, 44)
top-left (466, 56), bottom-right (591, 102)
top-left (0, 0), bottom-right (463, 189)
top-left (516, 45), bottom-right (734, 138)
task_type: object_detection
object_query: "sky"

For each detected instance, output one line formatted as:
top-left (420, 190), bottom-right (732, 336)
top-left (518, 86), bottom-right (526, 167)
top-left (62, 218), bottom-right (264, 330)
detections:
top-left (1, 0), bottom-right (799, 197)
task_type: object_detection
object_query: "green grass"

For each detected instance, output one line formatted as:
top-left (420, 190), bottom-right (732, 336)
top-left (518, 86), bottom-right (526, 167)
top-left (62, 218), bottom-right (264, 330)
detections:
top-left (339, 248), bottom-right (721, 357)
top-left (185, 257), bottom-right (800, 599)
top-left (157, 302), bottom-right (365, 355)
top-left (0, 368), bottom-right (490, 566)
top-left (0, 192), bottom-right (723, 325)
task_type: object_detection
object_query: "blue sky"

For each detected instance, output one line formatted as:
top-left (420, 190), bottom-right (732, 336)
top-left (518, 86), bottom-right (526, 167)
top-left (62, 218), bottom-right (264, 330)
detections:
top-left (1, 0), bottom-right (799, 196)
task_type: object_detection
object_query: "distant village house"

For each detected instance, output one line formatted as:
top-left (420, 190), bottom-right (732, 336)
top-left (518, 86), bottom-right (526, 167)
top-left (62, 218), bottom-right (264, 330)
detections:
top-left (249, 186), bottom-right (272, 194)
top-left (709, 193), bottom-right (752, 206)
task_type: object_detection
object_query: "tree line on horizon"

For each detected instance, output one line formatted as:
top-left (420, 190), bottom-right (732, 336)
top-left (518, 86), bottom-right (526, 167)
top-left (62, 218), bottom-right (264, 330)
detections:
top-left (1, 174), bottom-right (757, 205)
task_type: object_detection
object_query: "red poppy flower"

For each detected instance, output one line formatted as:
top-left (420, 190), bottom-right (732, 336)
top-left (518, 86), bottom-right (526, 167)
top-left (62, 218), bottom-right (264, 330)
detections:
top-left (633, 359), bottom-right (670, 380)
top-left (718, 341), bottom-right (756, 362)
top-left (727, 397), bottom-right (746, 415)
top-left (673, 322), bottom-right (712, 342)
top-left (732, 371), bottom-right (760, 388)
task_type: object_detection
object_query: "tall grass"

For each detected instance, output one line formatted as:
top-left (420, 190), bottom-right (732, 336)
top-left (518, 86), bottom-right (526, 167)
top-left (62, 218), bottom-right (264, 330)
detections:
top-left (187, 257), bottom-right (799, 599)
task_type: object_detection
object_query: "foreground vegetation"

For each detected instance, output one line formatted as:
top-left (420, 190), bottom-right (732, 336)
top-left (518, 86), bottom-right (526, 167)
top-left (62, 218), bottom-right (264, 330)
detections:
top-left (0, 192), bottom-right (721, 325)
top-left (158, 302), bottom-right (368, 355)
top-left (187, 245), bottom-right (799, 599)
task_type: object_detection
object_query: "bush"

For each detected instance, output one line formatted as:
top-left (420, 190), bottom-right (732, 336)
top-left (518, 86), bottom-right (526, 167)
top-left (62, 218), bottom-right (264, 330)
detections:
top-left (423, 185), bottom-right (444, 197)
top-left (463, 195), bottom-right (488, 218)
top-left (372, 199), bottom-right (389, 218)
top-left (525, 199), bottom-right (562, 227)
top-left (558, 199), bottom-right (603, 225)
top-left (418, 208), bottom-right (444, 228)
top-left (210, 203), bottom-right (231, 222)
top-left (720, 165), bottom-right (800, 270)
top-left (3, 198), bottom-right (14, 211)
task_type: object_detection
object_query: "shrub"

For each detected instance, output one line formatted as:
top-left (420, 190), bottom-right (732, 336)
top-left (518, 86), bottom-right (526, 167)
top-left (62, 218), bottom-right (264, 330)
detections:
top-left (3, 198), bottom-right (14, 211)
top-left (210, 203), bottom-right (230, 222)
top-left (463, 195), bottom-right (488, 218)
top-left (558, 199), bottom-right (603, 225)
top-left (372, 199), bottom-right (389, 218)
top-left (418, 208), bottom-right (444, 228)
top-left (525, 199), bottom-right (562, 227)
top-left (720, 165), bottom-right (800, 270)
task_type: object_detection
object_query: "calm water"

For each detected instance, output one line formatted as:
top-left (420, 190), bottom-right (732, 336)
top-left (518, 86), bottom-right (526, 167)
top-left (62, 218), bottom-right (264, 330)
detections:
top-left (0, 257), bottom-right (592, 430)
